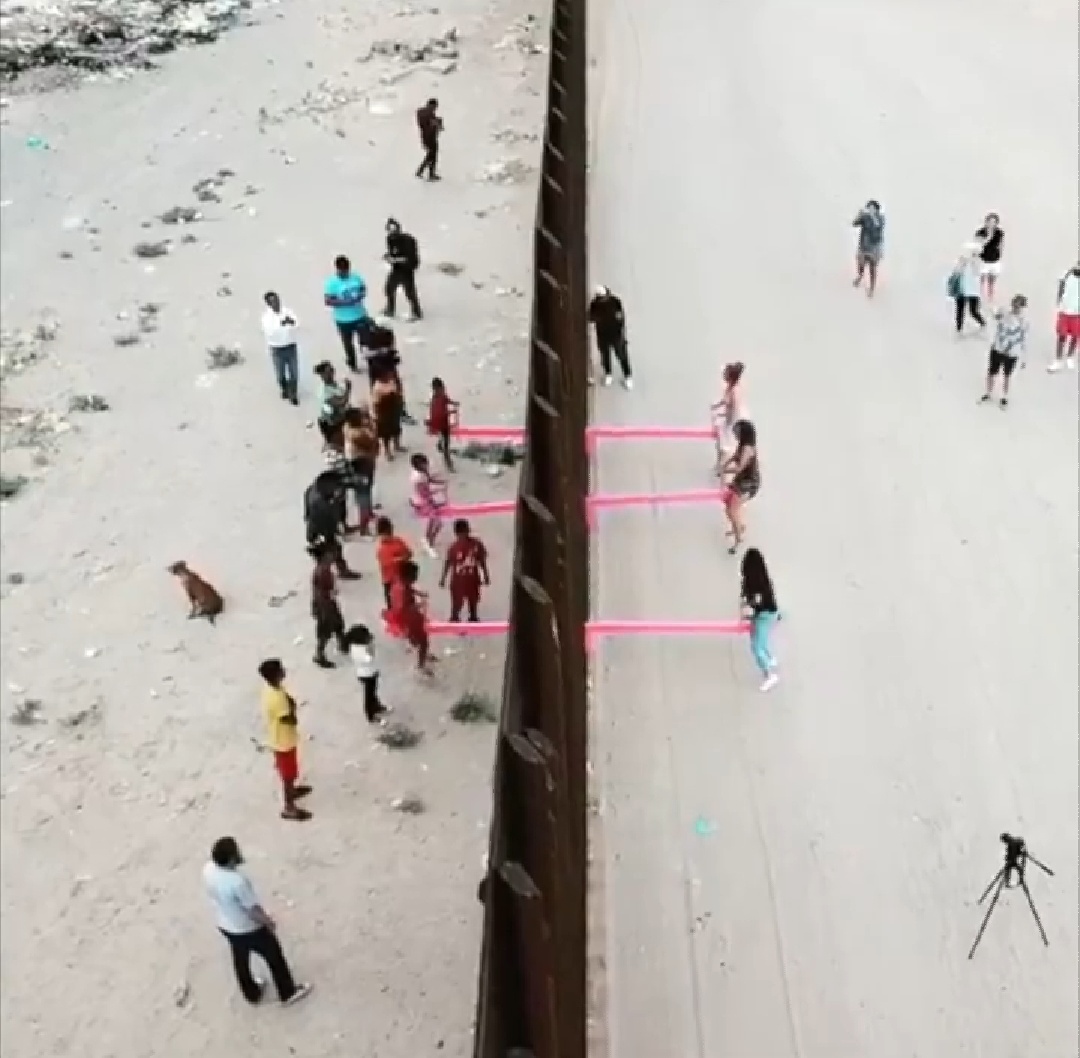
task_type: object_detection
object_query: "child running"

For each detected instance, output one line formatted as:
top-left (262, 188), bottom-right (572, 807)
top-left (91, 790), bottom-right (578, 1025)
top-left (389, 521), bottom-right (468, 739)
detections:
top-left (740, 548), bottom-right (780, 692)
top-left (409, 452), bottom-right (447, 558)
top-left (390, 560), bottom-right (434, 675)
top-left (426, 377), bottom-right (459, 472)
top-left (257, 658), bottom-right (312, 821)
top-left (375, 516), bottom-right (413, 611)
top-left (344, 624), bottom-right (389, 725)
top-left (440, 519), bottom-right (491, 622)
top-left (979, 294), bottom-right (1029, 408)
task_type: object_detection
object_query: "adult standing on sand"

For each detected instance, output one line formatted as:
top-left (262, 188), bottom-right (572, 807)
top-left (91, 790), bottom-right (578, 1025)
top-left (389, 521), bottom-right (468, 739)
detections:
top-left (260, 292), bottom-right (300, 404)
top-left (851, 199), bottom-right (885, 297)
top-left (324, 255), bottom-right (371, 373)
top-left (203, 835), bottom-right (313, 1004)
top-left (415, 98), bottom-right (443, 181)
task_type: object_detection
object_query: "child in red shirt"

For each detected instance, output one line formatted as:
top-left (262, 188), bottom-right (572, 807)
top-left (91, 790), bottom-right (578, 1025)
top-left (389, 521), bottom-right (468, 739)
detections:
top-left (439, 519), bottom-right (490, 622)
top-left (374, 516), bottom-right (413, 611)
top-left (426, 377), bottom-right (459, 472)
top-left (390, 560), bottom-right (433, 674)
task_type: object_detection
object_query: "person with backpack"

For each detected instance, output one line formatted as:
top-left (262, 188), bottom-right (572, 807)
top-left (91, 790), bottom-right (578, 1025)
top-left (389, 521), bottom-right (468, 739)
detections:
top-left (948, 243), bottom-right (986, 334)
top-left (383, 219), bottom-right (423, 321)
top-left (851, 200), bottom-right (885, 297)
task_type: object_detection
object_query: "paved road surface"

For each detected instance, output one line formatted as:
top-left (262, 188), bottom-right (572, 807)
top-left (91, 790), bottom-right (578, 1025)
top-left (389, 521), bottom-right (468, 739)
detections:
top-left (589, 1), bottom-right (1079, 1055)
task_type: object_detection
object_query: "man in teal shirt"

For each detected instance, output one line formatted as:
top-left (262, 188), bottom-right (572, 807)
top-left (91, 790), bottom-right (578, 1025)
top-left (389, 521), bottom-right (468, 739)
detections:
top-left (323, 255), bottom-right (371, 372)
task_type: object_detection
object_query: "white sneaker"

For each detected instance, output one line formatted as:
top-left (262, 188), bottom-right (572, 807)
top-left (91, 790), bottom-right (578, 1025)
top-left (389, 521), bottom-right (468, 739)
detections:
top-left (1047, 361), bottom-right (1063, 373)
top-left (602, 375), bottom-right (613, 387)
top-left (1067, 357), bottom-right (1076, 370)
top-left (283, 983), bottom-right (313, 1007)
top-left (622, 377), bottom-right (634, 391)
top-left (423, 542), bottom-right (438, 559)
top-left (759, 673), bottom-right (779, 693)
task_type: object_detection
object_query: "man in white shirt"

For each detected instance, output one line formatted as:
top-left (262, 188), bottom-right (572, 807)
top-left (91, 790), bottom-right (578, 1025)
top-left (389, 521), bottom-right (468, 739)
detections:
top-left (261, 291), bottom-right (300, 403)
top-left (1049, 263), bottom-right (1079, 372)
top-left (203, 836), bottom-right (312, 1006)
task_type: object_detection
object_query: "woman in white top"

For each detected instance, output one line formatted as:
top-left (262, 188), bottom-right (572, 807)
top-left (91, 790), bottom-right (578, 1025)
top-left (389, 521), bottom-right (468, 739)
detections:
top-left (711, 361), bottom-right (748, 474)
top-left (950, 243), bottom-right (986, 334)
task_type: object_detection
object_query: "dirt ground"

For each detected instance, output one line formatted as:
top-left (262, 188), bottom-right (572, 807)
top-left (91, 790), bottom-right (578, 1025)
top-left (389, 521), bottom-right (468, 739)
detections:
top-left (0, 2), bottom-right (548, 1055)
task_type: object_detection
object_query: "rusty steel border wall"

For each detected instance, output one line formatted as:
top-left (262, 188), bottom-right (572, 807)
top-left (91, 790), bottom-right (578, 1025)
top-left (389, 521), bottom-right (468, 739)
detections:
top-left (471, 1), bottom-right (590, 1055)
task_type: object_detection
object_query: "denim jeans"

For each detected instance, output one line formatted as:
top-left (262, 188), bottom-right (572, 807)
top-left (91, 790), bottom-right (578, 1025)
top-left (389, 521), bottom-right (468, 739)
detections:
top-left (749, 611), bottom-right (778, 677)
top-left (270, 343), bottom-right (298, 398)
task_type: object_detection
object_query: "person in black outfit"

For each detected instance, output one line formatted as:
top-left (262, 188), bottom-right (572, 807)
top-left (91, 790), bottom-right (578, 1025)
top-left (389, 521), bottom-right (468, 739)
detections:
top-left (975, 212), bottom-right (1004, 303)
top-left (415, 98), bottom-right (443, 180)
top-left (309, 542), bottom-right (349, 668)
top-left (383, 219), bottom-right (423, 320)
top-left (587, 285), bottom-right (633, 389)
top-left (303, 471), bottom-right (360, 579)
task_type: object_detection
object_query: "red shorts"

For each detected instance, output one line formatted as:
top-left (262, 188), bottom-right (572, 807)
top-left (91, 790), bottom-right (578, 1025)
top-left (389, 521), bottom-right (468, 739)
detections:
top-left (274, 748), bottom-right (298, 784)
top-left (1055, 312), bottom-right (1080, 340)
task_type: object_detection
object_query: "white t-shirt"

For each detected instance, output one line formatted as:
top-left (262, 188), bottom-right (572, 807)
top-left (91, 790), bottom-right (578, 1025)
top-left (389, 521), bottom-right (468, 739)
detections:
top-left (261, 306), bottom-right (299, 348)
top-left (350, 642), bottom-right (378, 679)
top-left (1058, 273), bottom-right (1080, 315)
top-left (203, 861), bottom-right (261, 934)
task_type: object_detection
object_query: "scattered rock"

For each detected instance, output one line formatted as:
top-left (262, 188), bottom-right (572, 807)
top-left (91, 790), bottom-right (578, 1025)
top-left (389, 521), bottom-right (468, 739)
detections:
top-left (449, 691), bottom-right (498, 724)
top-left (206, 345), bottom-right (243, 370)
top-left (376, 722), bottom-right (423, 750)
top-left (6, 572), bottom-right (25, 585)
top-left (0, 0), bottom-right (248, 79)
top-left (1, 408), bottom-right (72, 451)
top-left (133, 240), bottom-right (169, 259)
top-left (138, 302), bottom-right (162, 332)
top-left (113, 331), bottom-right (141, 347)
top-left (366, 27), bottom-right (458, 65)
top-left (458, 441), bottom-right (524, 466)
top-left (390, 795), bottom-right (427, 814)
top-left (68, 394), bottom-right (110, 413)
top-left (216, 285), bottom-right (232, 298)
top-left (477, 158), bottom-right (534, 184)
top-left (173, 981), bottom-right (191, 1008)
top-left (159, 205), bottom-right (201, 225)
top-left (59, 700), bottom-right (101, 729)
top-left (0, 475), bottom-right (29, 499)
top-left (435, 262), bottom-right (465, 276)
top-left (0, 326), bottom-right (54, 381)
top-left (8, 698), bottom-right (43, 726)
top-left (267, 590), bottom-right (297, 608)
top-left (192, 170), bottom-right (233, 202)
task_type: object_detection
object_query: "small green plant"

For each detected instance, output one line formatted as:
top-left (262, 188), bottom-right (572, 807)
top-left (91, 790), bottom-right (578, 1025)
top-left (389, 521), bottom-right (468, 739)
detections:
top-left (377, 722), bottom-right (423, 749)
top-left (450, 691), bottom-right (498, 725)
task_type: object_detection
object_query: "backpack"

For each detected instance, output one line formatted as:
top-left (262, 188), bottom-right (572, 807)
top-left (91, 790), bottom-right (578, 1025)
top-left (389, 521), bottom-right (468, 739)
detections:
top-left (946, 271), bottom-right (963, 299)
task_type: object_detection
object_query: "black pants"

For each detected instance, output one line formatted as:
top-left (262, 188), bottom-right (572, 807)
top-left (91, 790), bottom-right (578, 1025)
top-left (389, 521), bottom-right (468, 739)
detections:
top-left (360, 675), bottom-right (387, 722)
top-left (336, 318), bottom-right (371, 371)
top-left (221, 927), bottom-right (298, 1003)
top-left (597, 334), bottom-right (632, 378)
top-left (315, 607), bottom-right (348, 659)
top-left (385, 267), bottom-right (422, 318)
top-left (954, 296), bottom-right (985, 332)
top-left (417, 141), bottom-right (439, 179)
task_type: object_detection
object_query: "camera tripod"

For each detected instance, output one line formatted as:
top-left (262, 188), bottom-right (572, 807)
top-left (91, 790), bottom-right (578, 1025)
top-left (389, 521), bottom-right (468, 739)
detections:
top-left (967, 833), bottom-right (1053, 959)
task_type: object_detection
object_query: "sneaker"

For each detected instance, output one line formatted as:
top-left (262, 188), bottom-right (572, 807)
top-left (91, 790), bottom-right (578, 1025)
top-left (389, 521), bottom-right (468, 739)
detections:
top-left (423, 542), bottom-right (438, 559)
top-left (760, 673), bottom-right (779, 693)
top-left (1000, 398), bottom-right (1008, 408)
top-left (1068, 357), bottom-right (1077, 370)
top-left (978, 394), bottom-right (991, 403)
top-left (1047, 361), bottom-right (1063, 373)
top-left (283, 983), bottom-right (313, 1007)
top-left (602, 375), bottom-right (613, 387)
top-left (313, 656), bottom-right (335, 669)
top-left (622, 377), bottom-right (634, 391)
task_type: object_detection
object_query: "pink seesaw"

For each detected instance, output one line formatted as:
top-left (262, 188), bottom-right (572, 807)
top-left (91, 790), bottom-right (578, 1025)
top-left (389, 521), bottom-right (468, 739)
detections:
top-left (438, 487), bottom-right (725, 522)
top-left (450, 422), bottom-right (720, 449)
top-left (423, 618), bottom-right (751, 649)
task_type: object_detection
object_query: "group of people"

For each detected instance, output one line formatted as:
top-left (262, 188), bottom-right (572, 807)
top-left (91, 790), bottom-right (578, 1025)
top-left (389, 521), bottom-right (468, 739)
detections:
top-left (854, 202), bottom-right (1080, 407)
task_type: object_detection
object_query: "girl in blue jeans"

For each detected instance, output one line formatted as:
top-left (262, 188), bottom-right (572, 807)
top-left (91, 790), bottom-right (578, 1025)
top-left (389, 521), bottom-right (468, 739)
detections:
top-left (740, 547), bottom-right (780, 692)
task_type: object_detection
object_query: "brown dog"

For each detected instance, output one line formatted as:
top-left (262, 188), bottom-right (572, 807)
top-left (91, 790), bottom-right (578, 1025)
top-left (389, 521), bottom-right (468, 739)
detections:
top-left (168, 561), bottom-right (224, 624)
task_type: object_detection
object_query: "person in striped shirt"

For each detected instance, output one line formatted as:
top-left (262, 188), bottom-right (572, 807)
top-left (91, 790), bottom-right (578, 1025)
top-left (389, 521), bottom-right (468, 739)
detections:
top-left (979, 294), bottom-right (1029, 408)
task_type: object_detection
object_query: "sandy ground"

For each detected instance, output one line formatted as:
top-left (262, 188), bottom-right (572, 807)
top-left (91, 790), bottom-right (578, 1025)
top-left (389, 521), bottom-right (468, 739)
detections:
top-left (589, 0), bottom-right (1079, 1056)
top-left (0, 2), bottom-right (548, 1055)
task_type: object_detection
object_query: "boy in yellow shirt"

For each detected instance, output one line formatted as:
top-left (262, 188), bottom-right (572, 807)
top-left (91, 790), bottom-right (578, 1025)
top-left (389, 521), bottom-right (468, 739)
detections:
top-left (258, 659), bottom-right (312, 822)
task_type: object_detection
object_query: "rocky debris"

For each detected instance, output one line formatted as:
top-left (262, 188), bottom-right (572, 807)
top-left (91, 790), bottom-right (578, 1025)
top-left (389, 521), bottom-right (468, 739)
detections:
top-left (376, 722), bottom-right (423, 750)
top-left (173, 981), bottom-right (192, 1008)
top-left (491, 128), bottom-right (539, 145)
top-left (6, 572), bottom-right (25, 585)
top-left (267, 589), bottom-right (297, 608)
top-left (0, 323), bottom-right (57, 382)
top-left (192, 169), bottom-right (234, 203)
top-left (493, 14), bottom-right (546, 56)
top-left (58, 699), bottom-right (101, 729)
top-left (0, 0), bottom-right (250, 79)
top-left (113, 331), bottom-right (141, 347)
top-left (67, 394), bottom-right (110, 413)
top-left (390, 795), bottom-right (426, 814)
top-left (364, 26), bottom-right (458, 66)
top-left (8, 698), bottom-right (44, 726)
top-left (206, 344), bottom-right (243, 369)
top-left (1, 406), bottom-right (72, 451)
top-left (449, 691), bottom-right (498, 724)
top-left (477, 157), bottom-right (534, 185)
top-left (159, 205), bottom-right (202, 224)
top-left (261, 82), bottom-right (366, 127)
top-left (458, 441), bottom-right (524, 466)
top-left (435, 261), bottom-right (465, 276)
top-left (132, 240), bottom-right (170, 259)
top-left (0, 474), bottom-right (29, 499)
top-left (138, 302), bottom-right (162, 332)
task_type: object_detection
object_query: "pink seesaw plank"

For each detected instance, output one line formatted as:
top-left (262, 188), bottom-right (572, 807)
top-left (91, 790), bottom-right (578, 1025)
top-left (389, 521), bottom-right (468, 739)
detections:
top-left (450, 425), bottom-right (526, 440)
top-left (437, 499), bottom-right (517, 518)
top-left (587, 488), bottom-right (725, 510)
top-left (427, 621), bottom-right (510, 636)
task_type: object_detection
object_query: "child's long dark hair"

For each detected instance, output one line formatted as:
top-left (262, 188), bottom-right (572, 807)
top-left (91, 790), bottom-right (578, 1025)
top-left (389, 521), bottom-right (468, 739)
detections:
top-left (740, 547), bottom-right (777, 611)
